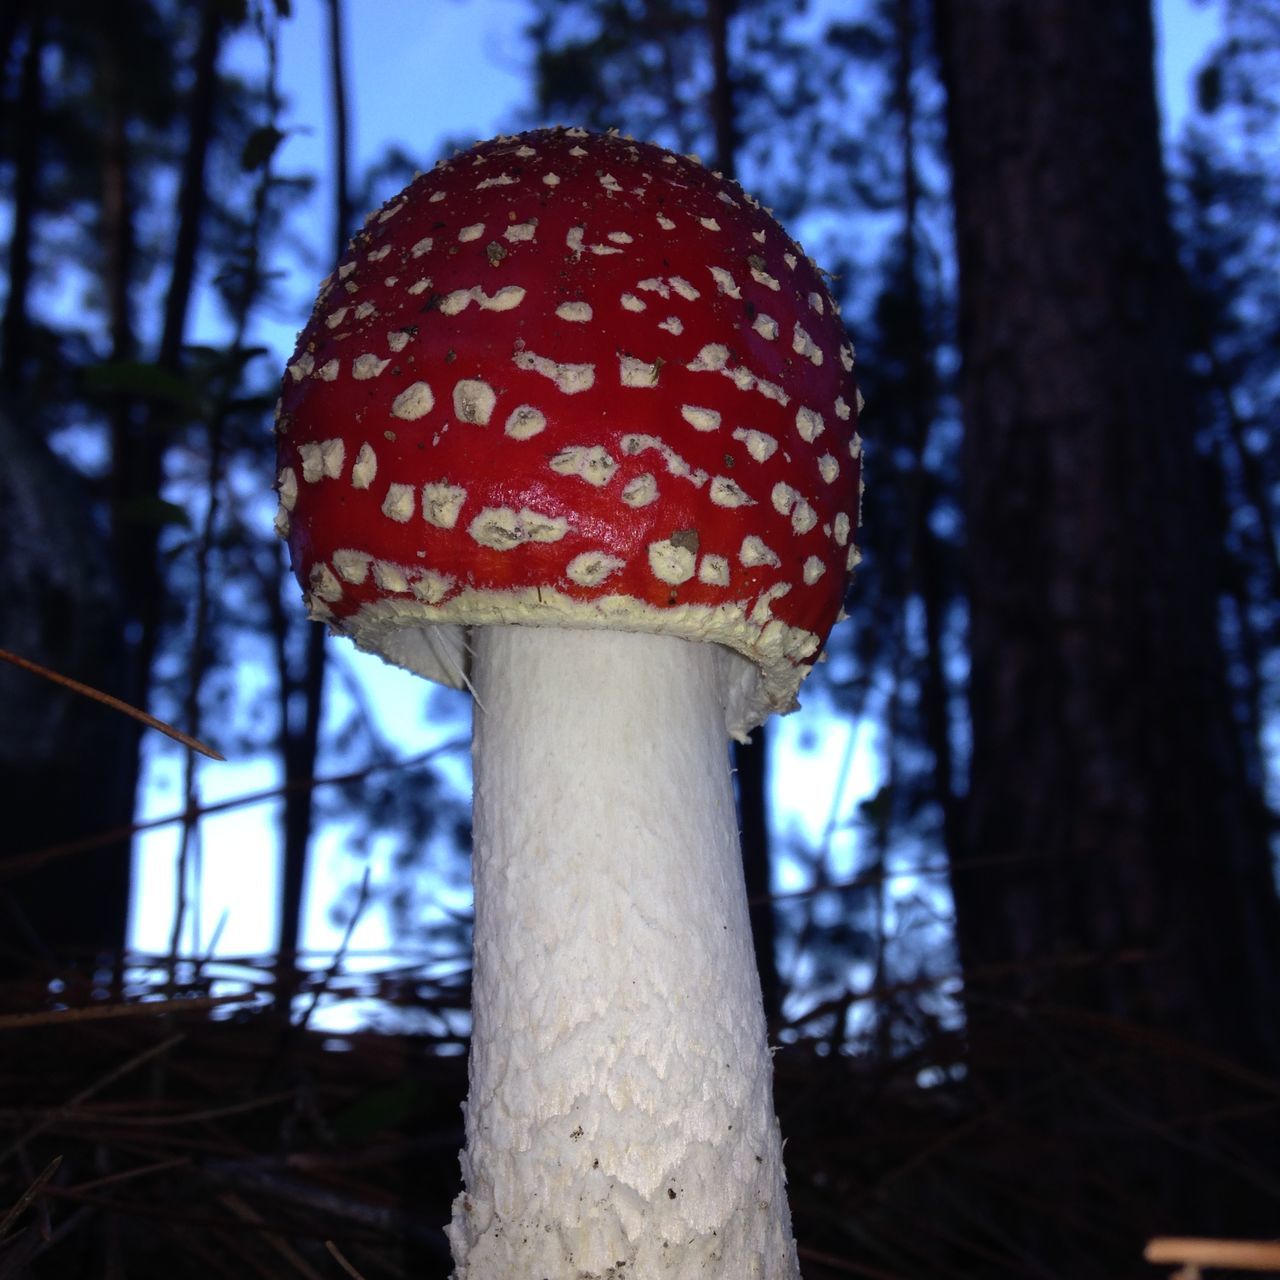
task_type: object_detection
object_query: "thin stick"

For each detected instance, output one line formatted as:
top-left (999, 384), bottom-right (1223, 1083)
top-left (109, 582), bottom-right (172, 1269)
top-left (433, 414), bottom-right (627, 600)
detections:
top-left (0, 993), bottom-right (248, 1033)
top-left (64, 1156), bottom-right (189, 1196)
top-left (3, 737), bottom-right (467, 873)
top-left (0, 647), bottom-right (225, 761)
top-left (0, 1157), bottom-right (62, 1241)
top-left (219, 1192), bottom-right (327, 1280)
top-left (325, 1241), bottom-right (369, 1280)
top-left (0, 1033), bottom-right (183, 1164)
top-left (1145, 1238), bottom-right (1280, 1272)
top-left (294, 866), bottom-right (372, 1032)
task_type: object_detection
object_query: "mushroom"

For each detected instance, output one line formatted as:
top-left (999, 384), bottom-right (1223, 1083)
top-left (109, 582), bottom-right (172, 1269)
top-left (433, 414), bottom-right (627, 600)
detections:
top-left (275, 126), bottom-right (862, 1278)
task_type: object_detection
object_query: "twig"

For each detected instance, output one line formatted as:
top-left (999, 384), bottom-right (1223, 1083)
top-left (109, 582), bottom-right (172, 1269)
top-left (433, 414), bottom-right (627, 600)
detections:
top-left (0, 993), bottom-right (252, 1032)
top-left (325, 1241), bottom-right (369, 1280)
top-left (219, 1192), bottom-right (328, 1280)
top-left (0, 1156), bottom-right (61, 1241)
top-left (22, 1089), bottom-right (296, 1130)
top-left (63, 1156), bottom-right (189, 1196)
top-left (1145, 1237), bottom-right (1280, 1273)
top-left (795, 1241), bottom-right (909, 1278)
top-left (200, 1158), bottom-right (452, 1251)
top-left (3, 738), bottom-right (467, 872)
top-left (0, 1033), bottom-right (183, 1163)
top-left (0, 646), bottom-right (225, 760)
top-left (0, 1205), bottom-right (96, 1279)
top-left (294, 866), bottom-right (372, 1033)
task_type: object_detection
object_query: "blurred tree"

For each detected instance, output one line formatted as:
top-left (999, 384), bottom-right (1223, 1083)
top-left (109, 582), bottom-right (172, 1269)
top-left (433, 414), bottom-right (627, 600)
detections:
top-left (934, 0), bottom-right (1280, 1243)
top-left (0, 407), bottom-right (133, 973)
top-left (815, 0), bottom-right (966, 1052)
top-left (529, 0), bottom-right (706, 143)
top-left (0, 0), bottom-right (329, 974)
top-left (271, 0), bottom-right (353, 1012)
top-left (1175, 0), bottom-right (1280, 786)
top-left (0, 0), bottom-right (207, 963)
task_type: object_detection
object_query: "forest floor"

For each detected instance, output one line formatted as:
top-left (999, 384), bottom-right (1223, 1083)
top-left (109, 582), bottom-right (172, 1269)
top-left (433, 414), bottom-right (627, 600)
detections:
top-left (1, 958), bottom-right (1277, 1280)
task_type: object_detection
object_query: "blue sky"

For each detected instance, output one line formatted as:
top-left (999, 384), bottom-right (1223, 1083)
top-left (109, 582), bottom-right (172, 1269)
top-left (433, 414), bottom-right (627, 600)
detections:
top-left (129, 0), bottom-right (1224, 991)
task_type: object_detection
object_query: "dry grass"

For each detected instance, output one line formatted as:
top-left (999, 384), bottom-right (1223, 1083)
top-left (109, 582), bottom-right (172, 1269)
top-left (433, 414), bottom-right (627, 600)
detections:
top-left (0, 957), bottom-right (467, 1279)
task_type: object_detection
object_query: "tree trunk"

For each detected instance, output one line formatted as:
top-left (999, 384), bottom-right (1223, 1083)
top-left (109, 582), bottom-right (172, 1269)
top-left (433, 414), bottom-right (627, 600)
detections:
top-left (1, 9), bottom-right (42, 396)
top-left (0, 10), bottom-right (180, 969)
top-left (274, 0), bottom-right (350, 1007)
top-left (935, 0), bottom-right (1280, 1251)
top-left (893, 0), bottom-right (963, 870)
top-left (736, 728), bottom-right (780, 1023)
top-left (707, 0), bottom-right (782, 1024)
top-left (98, 2), bottom-right (223, 963)
top-left (0, 411), bottom-right (133, 974)
top-left (276, 623), bottom-right (326, 1005)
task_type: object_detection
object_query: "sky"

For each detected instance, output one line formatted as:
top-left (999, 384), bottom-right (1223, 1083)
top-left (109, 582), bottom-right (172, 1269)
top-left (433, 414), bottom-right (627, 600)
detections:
top-left (129, 0), bottom-right (1224, 994)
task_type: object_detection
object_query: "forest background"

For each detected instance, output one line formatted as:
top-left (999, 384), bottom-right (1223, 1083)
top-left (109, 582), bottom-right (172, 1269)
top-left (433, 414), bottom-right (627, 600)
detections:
top-left (1, 1), bottom-right (1278, 1277)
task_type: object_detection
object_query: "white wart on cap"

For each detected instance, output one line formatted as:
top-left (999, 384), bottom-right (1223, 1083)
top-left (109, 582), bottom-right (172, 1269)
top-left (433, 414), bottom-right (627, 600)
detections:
top-left (275, 126), bottom-right (862, 735)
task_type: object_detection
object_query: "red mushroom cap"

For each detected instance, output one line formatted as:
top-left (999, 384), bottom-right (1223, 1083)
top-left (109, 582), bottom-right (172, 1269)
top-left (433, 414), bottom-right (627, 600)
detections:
top-left (275, 126), bottom-right (862, 735)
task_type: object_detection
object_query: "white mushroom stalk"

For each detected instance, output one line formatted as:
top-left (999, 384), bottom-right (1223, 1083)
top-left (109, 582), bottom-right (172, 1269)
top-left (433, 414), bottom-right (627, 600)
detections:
top-left (451, 624), bottom-right (797, 1277)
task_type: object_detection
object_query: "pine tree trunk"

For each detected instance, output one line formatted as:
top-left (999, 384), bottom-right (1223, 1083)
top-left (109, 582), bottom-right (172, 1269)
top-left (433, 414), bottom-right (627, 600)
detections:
top-left (707, 0), bottom-right (782, 1024)
top-left (0, 15), bottom-right (137, 970)
top-left (935, 0), bottom-right (1280, 1250)
top-left (0, 413), bottom-right (134, 974)
top-left (274, 0), bottom-right (350, 1009)
top-left (1, 10), bottom-right (42, 395)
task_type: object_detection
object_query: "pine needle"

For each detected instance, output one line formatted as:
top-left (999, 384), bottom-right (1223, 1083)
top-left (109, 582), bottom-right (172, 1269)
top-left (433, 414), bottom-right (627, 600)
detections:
top-left (325, 1240), bottom-right (370, 1280)
top-left (0, 647), bottom-right (226, 761)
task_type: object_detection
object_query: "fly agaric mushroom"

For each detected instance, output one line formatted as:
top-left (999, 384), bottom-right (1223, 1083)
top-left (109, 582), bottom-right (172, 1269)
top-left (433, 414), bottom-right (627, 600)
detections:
top-left (275, 126), bottom-right (862, 1278)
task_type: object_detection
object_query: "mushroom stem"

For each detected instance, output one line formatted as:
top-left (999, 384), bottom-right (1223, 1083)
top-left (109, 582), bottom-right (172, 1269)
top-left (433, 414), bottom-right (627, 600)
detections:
top-left (449, 624), bottom-right (800, 1279)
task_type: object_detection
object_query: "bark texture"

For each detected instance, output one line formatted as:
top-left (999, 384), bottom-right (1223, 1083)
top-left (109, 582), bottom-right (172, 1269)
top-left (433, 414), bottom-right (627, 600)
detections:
top-left (938, 0), bottom-right (1280, 1067)
top-left (935, 2), bottom-right (1280, 1246)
